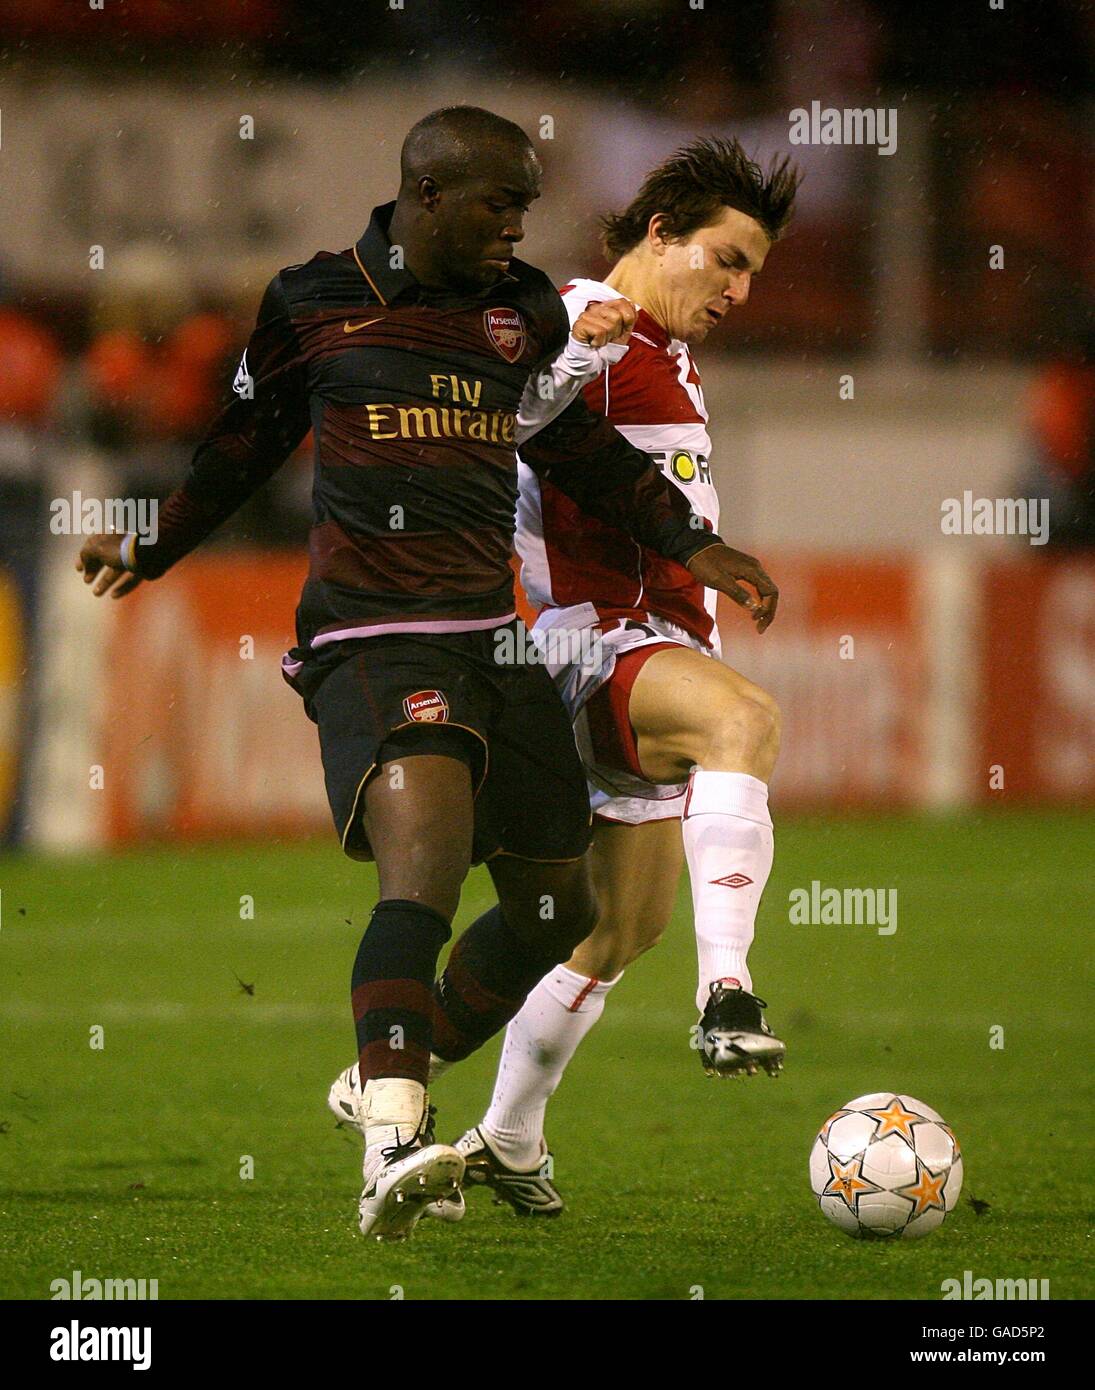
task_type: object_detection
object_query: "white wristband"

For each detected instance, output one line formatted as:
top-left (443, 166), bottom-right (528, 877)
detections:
top-left (560, 333), bottom-right (630, 378)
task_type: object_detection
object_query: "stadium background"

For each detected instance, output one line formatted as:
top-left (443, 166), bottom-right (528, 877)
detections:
top-left (0, 0), bottom-right (1092, 1304)
top-left (2, 0), bottom-right (1093, 847)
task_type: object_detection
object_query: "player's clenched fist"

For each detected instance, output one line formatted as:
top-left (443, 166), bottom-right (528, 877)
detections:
top-left (571, 297), bottom-right (637, 349)
top-left (76, 533), bottom-right (143, 599)
top-left (686, 543), bottom-right (779, 632)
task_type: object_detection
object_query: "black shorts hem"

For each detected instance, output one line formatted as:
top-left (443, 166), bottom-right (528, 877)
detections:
top-left (484, 836), bottom-right (592, 865)
top-left (339, 720), bottom-right (490, 860)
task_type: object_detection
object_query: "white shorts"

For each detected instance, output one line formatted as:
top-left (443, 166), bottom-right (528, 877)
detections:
top-left (532, 603), bottom-right (717, 825)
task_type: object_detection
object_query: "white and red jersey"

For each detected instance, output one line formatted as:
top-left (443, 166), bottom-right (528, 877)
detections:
top-left (516, 277), bottom-right (719, 648)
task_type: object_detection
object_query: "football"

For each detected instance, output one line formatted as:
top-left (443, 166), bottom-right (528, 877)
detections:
top-left (809, 1092), bottom-right (963, 1239)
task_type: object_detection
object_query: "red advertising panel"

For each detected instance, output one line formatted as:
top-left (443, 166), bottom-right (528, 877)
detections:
top-left (979, 558), bottom-right (1095, 800)
top-left (90, 549), bottom-right (1094, 848)
top-left (718, 554), bottom-right (925, 808)
top-left (100, 550), bottom-right (327, 843)
top-left (0, 568), bottom-right (27, 843)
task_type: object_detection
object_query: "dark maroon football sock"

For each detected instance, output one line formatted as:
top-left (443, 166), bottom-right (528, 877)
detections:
top-left (351, 899), bottom-right (451, 1086)
top-left (432, 906), bottom-right (564, 1062)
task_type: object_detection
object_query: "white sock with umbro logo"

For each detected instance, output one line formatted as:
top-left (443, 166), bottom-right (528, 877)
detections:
top-left (683, 770), bottom-right (773, 1009)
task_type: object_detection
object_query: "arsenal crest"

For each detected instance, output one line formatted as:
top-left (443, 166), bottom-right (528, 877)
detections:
top-left (402, 689), bottom-right (449, 723)
top-left (484, 307), bottom-right (526, 363)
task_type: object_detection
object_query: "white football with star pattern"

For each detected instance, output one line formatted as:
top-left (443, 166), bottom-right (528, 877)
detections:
top-left (809, 1092), bottom-right (963, 1239)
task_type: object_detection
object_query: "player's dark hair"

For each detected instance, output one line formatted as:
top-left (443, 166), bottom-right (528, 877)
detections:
top-left (599, 137), bottom-right (801, 258)
top-left (400, 106), bottom-right (534, 188)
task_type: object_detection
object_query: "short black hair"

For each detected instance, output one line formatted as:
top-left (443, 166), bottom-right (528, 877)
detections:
top-left (600, 137), bottom-right (801, 259)
top-left (400, 106), bottom-right (535, 188)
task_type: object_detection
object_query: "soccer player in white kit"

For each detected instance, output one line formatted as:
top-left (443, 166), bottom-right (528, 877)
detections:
top-left (452, 138), bottom-right (801, 1213)
top-left (329, 137), bottom-right (800, 1218)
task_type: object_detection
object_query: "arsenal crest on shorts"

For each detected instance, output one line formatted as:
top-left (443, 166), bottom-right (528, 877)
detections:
top-left (484, 307), bottom-right (526, 363)
top-left (402, 689), bottom-right (450, 723)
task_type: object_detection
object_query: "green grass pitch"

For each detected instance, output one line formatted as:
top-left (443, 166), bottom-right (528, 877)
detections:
top-left (1, 809), bottom-right (1091, 1301)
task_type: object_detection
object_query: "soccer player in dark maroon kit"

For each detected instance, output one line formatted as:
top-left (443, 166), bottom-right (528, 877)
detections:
top-left (77, 107), bottom-right (777, 1241)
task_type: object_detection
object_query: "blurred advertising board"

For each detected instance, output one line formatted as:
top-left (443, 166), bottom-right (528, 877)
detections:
top-left (24, 549), bottom-right (1095, 851)
top-left (99, 551), bottom-right (326, 844)
top-left (978, 559), bottom-right (1095, 799)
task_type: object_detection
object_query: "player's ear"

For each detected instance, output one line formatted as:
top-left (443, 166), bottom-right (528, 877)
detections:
top-left (647, 213), bottom-right (671, 257)
top-left (417, 176), bottom-right (442, 211)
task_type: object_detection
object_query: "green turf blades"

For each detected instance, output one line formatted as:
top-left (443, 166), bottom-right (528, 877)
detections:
top-left (0, 810), bottom-right (1091, 1300)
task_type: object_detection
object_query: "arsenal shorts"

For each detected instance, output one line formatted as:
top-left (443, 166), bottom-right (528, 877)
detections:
top-left (281, 620), bottom-right (592, 863)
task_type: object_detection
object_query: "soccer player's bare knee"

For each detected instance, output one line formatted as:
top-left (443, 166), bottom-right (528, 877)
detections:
top-left (703, 684), bottom-right (781, 777)
top-left (631, 651), bottom-right (779, 782)
top-left (381, 833), bottom-right (467, 920)
top-left (363, 751), bottom-right (473, 919)
top-left (495, 857), bottom-right (597, 959)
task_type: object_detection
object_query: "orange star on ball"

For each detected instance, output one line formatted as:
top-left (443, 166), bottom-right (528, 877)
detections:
top-left (823, 1156), bottom-right (881, 1211)
top-left (866, 1097), bottom-right (923, 1142)
top-left (897, 1162), bottom-right (948, 1216)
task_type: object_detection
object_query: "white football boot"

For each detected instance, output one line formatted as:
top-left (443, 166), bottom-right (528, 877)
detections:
top-left (328, 1064), bottom-right (368, 1135)
top-left (358, 1133), bottom-right (465, 1242)
top-left (329, 1066), bottom-right (465, 1225)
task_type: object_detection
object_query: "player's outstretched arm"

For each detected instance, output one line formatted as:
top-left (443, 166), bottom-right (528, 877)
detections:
top-left (76, 274), bottom-right (310, 595)
top-left (516, 297), bottom-right (636, 443)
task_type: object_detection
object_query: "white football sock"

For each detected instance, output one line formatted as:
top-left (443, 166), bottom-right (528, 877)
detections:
top-left (682, 770), bottom-right (773, 1010)
top-left (482, 965), bottom-right (621, 1170)
top-left (361, 1077), bottom-right (426, 1180)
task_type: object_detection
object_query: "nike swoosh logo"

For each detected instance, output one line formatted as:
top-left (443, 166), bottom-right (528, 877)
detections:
top-left (344, 318), bottom-right (383, 333)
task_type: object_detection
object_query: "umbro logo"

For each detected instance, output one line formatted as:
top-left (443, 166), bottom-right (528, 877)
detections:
top-left (710, 872), bottom-right (753, 889)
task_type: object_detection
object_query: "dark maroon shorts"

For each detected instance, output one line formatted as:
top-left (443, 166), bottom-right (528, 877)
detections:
top-left (283, 620), bottom-right (592, 863)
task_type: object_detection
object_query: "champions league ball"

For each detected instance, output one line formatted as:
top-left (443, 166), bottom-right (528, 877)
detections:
top-left (809, 1092), bottom-right (963, 1239)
